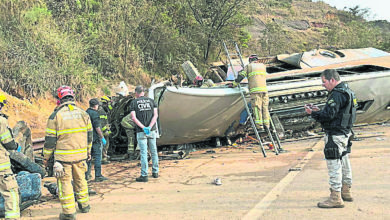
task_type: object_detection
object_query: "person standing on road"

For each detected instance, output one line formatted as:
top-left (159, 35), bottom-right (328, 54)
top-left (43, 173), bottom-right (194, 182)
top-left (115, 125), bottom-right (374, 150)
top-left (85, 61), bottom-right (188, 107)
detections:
top-left (43, 86), bottom-right (92, 220)
top-left (305, 69), bottom-right (357, 208)
top-left (98, 96), bottom-right (112, 164)
top-left (0, 94), bottom-right (20, 220)
top-left (130, 85), bottom-right (159, 182)
top-left (86, 98), bottom-right (109, 182)
top-left (234, 54), bottom-right (269, 132)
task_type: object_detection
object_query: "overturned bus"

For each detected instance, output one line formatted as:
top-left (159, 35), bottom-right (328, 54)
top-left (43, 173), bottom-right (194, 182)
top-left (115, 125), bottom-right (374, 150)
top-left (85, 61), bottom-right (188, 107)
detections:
top-left (108, 48), bottom-right (390, 154)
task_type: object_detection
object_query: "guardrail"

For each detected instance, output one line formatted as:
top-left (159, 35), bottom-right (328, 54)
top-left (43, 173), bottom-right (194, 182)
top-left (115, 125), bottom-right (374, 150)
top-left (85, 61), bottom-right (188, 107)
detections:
top-left (32, 138), bottom-right (44, 151)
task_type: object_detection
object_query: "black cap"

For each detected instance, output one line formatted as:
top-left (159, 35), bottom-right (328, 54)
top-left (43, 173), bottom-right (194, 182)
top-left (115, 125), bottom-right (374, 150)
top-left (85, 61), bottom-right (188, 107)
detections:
top-left (135, 85), bottom-right (144, 94)
top-left (89, 98), bottom-right (99, 106)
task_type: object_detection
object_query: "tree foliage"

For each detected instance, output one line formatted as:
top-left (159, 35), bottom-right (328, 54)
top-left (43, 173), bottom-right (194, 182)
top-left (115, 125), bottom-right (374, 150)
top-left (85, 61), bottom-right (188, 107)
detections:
top-left (0, 0), bottom-right (389, 99)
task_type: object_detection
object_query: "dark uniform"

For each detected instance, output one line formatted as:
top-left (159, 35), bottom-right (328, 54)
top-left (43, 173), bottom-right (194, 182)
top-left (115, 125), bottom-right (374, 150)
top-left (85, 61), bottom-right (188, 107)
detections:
top-left (311, 81), bottom-right (357, 207)
top-left (86, 108), bottom-right (104, 180)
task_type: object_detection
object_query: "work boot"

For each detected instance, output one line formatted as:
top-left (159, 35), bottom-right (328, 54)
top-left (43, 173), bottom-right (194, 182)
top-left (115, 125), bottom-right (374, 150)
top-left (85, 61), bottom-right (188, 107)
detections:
top-left (256, 127), bottom-right (265, 133)
top-left (95, 176), bottom-right (109, 182)
top-left (59, 213), bottom-right (76, 220)
top-left (317, 188), bottom-right (345, 208)
top-left (341, 185), bottom-right (353, 202)
top-left (152, 173), bottom-right (159, 178)
top-left (136, 175), bottom-right (148, 182)
top-left (78, 203), bottom-right (91, 213)
top-left (85, 173), bottom-right (92, 181)
top-left (101, 159), bottom-right (110, 164)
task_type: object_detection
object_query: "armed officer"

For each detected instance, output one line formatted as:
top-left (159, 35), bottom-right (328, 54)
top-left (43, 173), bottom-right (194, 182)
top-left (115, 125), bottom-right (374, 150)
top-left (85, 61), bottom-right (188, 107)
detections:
top-left (234, 54), bottom-right (270, 132)
top-left (305, 69), bottom-right (357, 208)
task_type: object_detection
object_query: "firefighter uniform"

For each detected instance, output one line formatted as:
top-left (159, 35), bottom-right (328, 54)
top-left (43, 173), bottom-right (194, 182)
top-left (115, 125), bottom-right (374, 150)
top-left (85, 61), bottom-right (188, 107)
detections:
top-left (0, 113), bottom-right (20, 219)
top-left (43, 101), bottom-right (92, 215)
top-left (98, 105), bottom-right (110, 162)
top-left (121, 113), bottom-right (137, 156)
top-left (236, 62), bottom-right (270, 129)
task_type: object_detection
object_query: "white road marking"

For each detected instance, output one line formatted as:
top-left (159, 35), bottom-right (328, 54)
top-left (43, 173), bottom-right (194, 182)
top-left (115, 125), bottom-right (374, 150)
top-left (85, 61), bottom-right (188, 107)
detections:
top-left (243, 139), bottom-right (323, 220)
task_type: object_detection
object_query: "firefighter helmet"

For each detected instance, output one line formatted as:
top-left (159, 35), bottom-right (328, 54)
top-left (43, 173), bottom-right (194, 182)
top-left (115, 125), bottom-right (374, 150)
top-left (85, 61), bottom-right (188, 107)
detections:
top-left (57, 86), bottom-right (74, 99)
top-left (101, 96), bottom-right (111, 103)
top-left (0, 94), bottom-right (7, 108)
top-left (193, 76), bottom-right (204, 87)
top-left (249, 54), bottom-right (259, 63)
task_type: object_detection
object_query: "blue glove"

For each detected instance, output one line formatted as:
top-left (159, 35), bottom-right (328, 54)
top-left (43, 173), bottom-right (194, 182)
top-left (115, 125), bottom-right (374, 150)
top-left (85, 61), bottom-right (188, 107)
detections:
top-left (17, 145), bottom-right (22, 152)
top-left (101, 137), bottom-right (107, 146)
top-left (143, 127), bottom-right (151, 135)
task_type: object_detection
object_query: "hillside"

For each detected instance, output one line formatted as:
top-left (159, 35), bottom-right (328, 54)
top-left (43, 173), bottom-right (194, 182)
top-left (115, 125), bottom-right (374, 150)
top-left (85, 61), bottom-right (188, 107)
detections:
top-left (0, 0), bottom-right (389, 139)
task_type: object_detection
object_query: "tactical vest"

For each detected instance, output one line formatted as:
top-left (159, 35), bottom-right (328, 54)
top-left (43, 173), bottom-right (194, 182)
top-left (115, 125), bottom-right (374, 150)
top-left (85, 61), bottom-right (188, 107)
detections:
top-left (333, 84), bottom-right (357, 129)
top-left (322, 83), bottom-right (357, 133)
top-left (243, 63), bottom-right (267, 94)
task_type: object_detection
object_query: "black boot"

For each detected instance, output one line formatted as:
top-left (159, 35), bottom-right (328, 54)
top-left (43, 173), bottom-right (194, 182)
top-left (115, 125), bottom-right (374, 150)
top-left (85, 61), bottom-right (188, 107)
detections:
top-left (136, 175), bottom-right (148, 182)
top-left (59, 213), bottom-right (76, 220)
top-left (78, 203), bottom-right (91, 213)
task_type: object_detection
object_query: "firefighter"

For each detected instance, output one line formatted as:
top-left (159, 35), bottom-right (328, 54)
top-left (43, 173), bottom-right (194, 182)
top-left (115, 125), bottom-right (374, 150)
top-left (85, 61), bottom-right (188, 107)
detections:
top-left (99, 96), bottom-right (111, 164)
top-left (121, 113), bottom-right (137, 160)
top-left (234, 54), bottom-right (270, 132)
top-left (0, 94), bottom-right (20, 219)
top-left (43, 86), bottom-right (92, 220)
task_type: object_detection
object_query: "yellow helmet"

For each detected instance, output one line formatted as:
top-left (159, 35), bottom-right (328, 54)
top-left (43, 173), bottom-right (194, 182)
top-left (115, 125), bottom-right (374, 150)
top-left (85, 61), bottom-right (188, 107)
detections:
top-left (101, 95), bottom-right (111, 103)
top-left (0, 94), bottom-right (7, 107)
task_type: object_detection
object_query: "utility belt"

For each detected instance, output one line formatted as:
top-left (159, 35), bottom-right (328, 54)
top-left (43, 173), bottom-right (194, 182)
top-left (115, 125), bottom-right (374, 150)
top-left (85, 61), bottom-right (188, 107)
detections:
top-left (324, 131), bottom-right (353, 160)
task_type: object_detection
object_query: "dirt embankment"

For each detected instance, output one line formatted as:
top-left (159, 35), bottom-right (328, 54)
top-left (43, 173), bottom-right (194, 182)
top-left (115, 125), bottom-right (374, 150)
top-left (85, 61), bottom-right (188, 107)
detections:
top-left (0, 90), bottom-right (88, 139)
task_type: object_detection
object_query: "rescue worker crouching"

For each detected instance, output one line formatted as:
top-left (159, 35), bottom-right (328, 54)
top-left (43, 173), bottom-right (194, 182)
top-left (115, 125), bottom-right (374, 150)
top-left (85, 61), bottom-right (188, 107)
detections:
top-left (99, 96), bottom-right (112, 164)
top-left (234, 54), bottom-right (270, 132)
top-left (121, 113), bottom-right (138, 160)
top-left (43, 86), bottom-right (92, 220)
top-left (0, 94), bottom-right (20, 219)
top-left (305, 69), bottom-right (357, 208)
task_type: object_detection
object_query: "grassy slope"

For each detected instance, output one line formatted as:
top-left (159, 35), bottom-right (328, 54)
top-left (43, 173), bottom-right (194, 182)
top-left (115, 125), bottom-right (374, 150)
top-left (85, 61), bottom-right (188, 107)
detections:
top-left (2, 0), bottom-right (389, 139)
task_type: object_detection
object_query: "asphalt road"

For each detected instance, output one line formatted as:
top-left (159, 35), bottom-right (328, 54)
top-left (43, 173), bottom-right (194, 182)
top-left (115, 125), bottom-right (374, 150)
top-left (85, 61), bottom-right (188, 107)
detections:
top-left (23, 124), bottom-right (390, 220)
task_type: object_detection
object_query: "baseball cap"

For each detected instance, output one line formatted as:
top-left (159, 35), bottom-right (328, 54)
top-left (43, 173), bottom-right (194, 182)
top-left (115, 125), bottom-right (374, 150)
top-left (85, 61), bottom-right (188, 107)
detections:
top-left (89, 98), bottom-right (99, 106)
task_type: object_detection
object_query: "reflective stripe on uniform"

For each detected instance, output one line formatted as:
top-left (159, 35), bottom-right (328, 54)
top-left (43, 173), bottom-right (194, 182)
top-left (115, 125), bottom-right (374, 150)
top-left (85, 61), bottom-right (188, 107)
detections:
top-left (43, 149), bottom-right (54, 156)
top-left (248, 71), bottom-right (266, 78)
top-left (62, 202), bottom-right (76, 209)
top-left (100, 115), bottom-right (108, 119)
top-left (250, 87), bottom-right (268, 93)
top-left (102, 126), bottom-right (107, 131)
top-left (59, 193), bottom-right (74, 201)
top-left (77, 197), bottom-right (89, 204)
top-left (0, 130), bottom-right (11, 141)
top-left (46, 128), bottom-right (57, 135)
top-left (240, 71), bottom-right (247, 77)
top-left (55, 147), bottom-right (88, 155)
top-left (76, 188), bottom-right (88, 196)
top-left (57, 126), bottom-right (89, 135)
top-left (5, 189), bottom-right (20, 218)
top-left (0, 162), bottom-right (11, 171)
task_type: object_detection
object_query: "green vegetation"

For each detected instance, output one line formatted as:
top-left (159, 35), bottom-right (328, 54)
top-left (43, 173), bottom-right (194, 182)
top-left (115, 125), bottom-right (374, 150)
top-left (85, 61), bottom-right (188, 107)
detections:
top-left (0, 0), bottom-right (389, 99)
